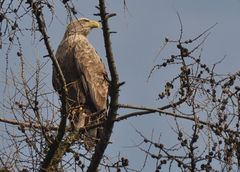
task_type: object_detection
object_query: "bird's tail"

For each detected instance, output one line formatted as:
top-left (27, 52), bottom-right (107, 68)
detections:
top-left (83, 109), bottom-right (106, 150)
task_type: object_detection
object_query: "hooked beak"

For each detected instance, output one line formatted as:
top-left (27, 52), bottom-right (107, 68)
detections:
top-left (88, 20), bottom-right (101, 29)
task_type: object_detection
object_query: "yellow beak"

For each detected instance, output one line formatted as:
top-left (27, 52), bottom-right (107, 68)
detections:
top-left (89, 20), bottom-right (101, 29)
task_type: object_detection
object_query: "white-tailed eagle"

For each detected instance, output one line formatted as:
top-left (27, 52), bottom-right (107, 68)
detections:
top-left (52, 18), bottom-right (109, 149)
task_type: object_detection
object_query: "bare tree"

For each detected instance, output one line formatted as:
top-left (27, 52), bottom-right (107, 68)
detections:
top-left (1, 1), bottom-right (240, 172)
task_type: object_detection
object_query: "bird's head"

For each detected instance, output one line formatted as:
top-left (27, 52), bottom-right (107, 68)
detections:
top-left (64, 18), bottom-right (101, 38)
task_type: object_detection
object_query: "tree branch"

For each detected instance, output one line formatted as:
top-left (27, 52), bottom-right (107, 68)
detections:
top-left (117, 104), bottom-right (240, 136)
top-left (0, 117), bottom-right (57, 130)
top-left (87, 0), bottom-right (120, 171)
top-left (26, 1), bottom-right (69, 171)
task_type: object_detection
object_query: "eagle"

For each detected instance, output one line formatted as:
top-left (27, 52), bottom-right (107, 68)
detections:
top-left (52, 18), bottom-right (109, 149)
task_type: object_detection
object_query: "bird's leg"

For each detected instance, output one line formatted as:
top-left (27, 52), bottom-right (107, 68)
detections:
top-left (68, 105), bottom-right (86, 130)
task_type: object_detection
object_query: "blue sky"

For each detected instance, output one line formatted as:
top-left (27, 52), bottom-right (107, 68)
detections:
top-left (1, 0), bottom-right (240, 171)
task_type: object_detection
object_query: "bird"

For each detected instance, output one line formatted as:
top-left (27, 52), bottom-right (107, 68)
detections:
top-left (52, 18), bottom-right (109, 149)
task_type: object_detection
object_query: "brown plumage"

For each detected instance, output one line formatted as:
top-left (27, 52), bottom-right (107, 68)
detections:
top-left (52, 18), bottom-right (109, 149)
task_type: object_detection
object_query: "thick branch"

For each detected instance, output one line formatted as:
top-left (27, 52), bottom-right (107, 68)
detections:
top-left (26, 1), bottom-right (69, 171)
top-left (87, 0), bottom-right (120, 171)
